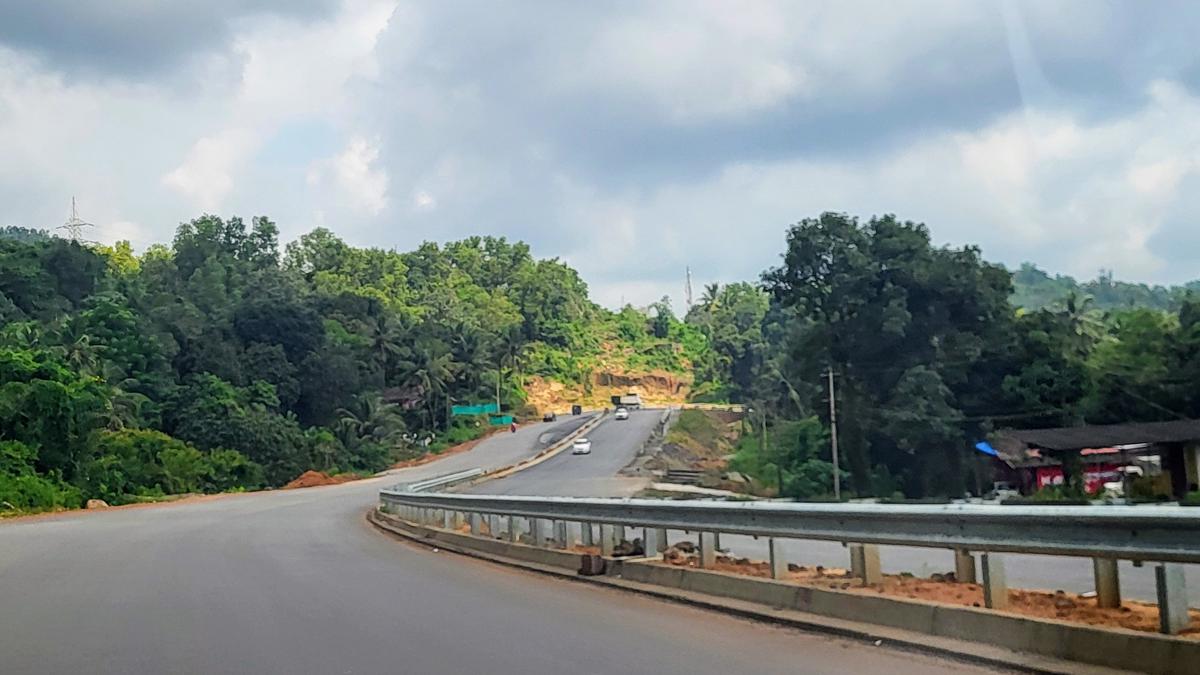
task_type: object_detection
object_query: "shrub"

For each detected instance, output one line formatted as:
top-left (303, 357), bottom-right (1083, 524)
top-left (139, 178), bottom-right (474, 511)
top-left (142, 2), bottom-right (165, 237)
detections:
top-left (0, 472), bottom-right (82, 512)
top-left (1001, 485), bottom-right (1091, 505)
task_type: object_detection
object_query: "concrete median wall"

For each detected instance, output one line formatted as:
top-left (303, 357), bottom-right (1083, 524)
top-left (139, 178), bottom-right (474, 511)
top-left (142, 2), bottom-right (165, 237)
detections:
top-left (618, 561), bottom-right (1198, 675)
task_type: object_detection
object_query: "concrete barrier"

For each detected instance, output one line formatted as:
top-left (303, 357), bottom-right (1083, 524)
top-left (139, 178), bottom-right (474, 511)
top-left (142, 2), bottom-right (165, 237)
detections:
top-left (616, 561), bottom-right (1199, 675)
top-left (373, 510), bottom-right (582, 571)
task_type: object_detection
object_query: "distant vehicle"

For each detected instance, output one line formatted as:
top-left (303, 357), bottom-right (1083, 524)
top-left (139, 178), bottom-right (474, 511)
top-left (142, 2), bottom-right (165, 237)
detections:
top-left (986, 481), bottom-right (1019, 501)
top-left (571, 404), bottom-right (582, 415)
top-left (571, 437), bottom-right (592, 454)
top-left (543, 411), bottom-right (557, 422)
top-left (614, 407), bottom-right (629, 420)
top-left (1102, 466), bottom-right (1144, 498)
top-left (610, 393), bottom-right (642, 409)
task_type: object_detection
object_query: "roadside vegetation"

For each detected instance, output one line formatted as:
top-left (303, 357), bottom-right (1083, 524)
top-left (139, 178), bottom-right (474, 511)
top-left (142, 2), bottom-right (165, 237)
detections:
top-left (678, 212), bottom-right (1200, 500)
top-left (0, 221), bottom-right (699, 514)
top-left (5, 209), bottom-right (1200, 514)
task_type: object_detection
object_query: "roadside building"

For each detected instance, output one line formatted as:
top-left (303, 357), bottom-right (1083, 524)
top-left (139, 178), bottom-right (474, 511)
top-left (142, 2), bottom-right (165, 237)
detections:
top-left (980, 420), bottom-right (1200, 498)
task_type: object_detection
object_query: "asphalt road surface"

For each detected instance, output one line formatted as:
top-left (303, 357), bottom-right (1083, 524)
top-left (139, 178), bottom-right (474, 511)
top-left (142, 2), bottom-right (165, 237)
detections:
top-left (467, 408), bottom-right (661, 496)
top-left (0, 417), bottom-right (998, 675)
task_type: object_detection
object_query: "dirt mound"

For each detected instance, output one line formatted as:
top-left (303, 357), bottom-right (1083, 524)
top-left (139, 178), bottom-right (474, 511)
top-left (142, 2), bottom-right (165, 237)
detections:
top-left (523, 368), bottom-right (692, 414)
top-left (657, 550), bottom-right (1200, 638)
top-left (282, 470), bottom-right (360, 489)
top-left (639, 409), bottom-right (739, 473)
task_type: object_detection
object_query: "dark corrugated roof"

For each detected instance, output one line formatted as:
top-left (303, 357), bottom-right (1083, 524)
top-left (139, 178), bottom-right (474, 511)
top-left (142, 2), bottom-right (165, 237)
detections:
top-left (1001, 419), bottom-right (1200, 451)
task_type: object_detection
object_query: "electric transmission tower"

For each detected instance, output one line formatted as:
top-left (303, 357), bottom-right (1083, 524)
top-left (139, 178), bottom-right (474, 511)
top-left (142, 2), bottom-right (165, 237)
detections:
top-left (56, 197), bottom-right (95, 243)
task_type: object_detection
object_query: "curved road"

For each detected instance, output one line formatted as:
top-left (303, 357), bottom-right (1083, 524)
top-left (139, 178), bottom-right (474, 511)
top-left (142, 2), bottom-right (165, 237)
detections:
top-left (468, 409), bottom-right (661, 496)
top-left (0, 416), bottom-right (998, 674)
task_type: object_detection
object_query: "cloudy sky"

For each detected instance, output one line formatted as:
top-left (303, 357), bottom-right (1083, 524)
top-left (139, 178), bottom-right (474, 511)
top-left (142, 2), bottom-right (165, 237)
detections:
top-left (1, 1), bottom-right (1199, 308)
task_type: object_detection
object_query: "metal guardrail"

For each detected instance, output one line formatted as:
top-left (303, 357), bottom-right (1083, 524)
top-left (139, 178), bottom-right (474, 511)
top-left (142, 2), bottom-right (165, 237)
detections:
top-left (393, 468), bottom-right (484, 494)
top-left (378, 491), bottom-right (1200, 564)
top-left (663, 469), bottom-right (703, 484)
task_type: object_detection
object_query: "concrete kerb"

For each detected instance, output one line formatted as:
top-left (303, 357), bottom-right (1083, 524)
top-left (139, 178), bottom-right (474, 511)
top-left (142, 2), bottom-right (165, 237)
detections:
top-left (366, 509), bottom-right (1129, 675)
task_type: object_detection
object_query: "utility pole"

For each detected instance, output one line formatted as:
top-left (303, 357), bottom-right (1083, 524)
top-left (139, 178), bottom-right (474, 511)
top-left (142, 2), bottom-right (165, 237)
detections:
top-left (685, 267), bottom-right (694, 311)
top-left (827, 368), bottom-right (841, 500)
top-left (762, 407), bottom-right (781, 496)
top-left (496, 362), bottom-right (502, 413)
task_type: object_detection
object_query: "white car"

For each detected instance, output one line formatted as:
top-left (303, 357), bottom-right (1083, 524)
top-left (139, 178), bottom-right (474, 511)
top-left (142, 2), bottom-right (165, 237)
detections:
top-left (571, 437), bottom-right (592, 454)
top-left (614, 407), bottom-right (630, 420)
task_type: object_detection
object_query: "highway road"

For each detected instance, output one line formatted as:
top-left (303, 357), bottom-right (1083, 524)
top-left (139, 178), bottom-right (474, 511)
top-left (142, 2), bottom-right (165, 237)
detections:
top-left (0, 415), bottom-right (996, 675)
top-left (467, 408), bottom-right (661, 496)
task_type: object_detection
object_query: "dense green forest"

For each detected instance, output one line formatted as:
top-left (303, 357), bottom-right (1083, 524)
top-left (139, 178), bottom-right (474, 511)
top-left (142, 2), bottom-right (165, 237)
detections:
top-left (0, 219), bottom-right (699, 512)
top-left (3, 211), bottom-right (1198, 512)
top-left (689, 213), bottom-right (1200, 500)
top-left (1010, 263), bottom-right (1200, 312)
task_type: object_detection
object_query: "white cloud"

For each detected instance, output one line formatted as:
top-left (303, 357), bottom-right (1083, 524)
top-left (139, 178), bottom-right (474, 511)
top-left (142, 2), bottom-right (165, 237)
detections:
top-left (6, 0), bottom-right (1200, 309)
top-left (556, 79), bottom-right (1200, 307)
top-left (162, 129), bottom-right (258, 211)
top-left (332, 136), bottom-right (389, 215)
top-left (412, 189), bottom-right (436, 211)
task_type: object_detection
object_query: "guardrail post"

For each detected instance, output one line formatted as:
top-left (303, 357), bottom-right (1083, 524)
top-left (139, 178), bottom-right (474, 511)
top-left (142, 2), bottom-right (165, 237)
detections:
top-left (982, 553), bottom-right (1008, 609)
top-left (653, 528), bottom-right (669, 553)
top-left (580, 522), bottom-right (594, 547)
top-left (554, 521), bottom-right (569, 549)
top-left (508, 516), bottom-right (522, 543)
top-left (769, 538), bottom-right (788, 579)
top-left (849, 544), bottom-right (881, 584)
top-left (452, 511), bottom-right (465, 530)
top-left (487, 514), bottom-right (500, 538)
top-left (469, 513), bottom-right (483, 536)
top-left (599, 524), bottom-right (617, 556)
top-left (442, 510), bottom-right (452, 529)
top-left (1093, 558), bottom-right (1121, 609)
top-left (1156, 563), bottom-right (1190, 634)
top-left (641, 528), bottom-right (662, 557)
top-left (954, 549), bottom-right (976, 584)
top-left (699, 532), bottom-right (717, 568)
top-left (532, 518), bottom-right (547, 547)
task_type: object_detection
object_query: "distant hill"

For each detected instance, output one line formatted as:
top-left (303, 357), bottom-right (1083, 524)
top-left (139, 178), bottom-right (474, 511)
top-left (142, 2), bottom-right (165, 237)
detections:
top-left (1010, 263), bottom-right (1200, 312)
top-left (0, 226), bottom-right (50, 243)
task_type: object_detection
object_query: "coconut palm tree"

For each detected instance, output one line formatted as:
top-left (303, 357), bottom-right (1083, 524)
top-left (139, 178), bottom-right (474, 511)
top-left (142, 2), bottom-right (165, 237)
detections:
top-left (399, 343), bottom-right (454, 431)
top-left (336, 393), bottom-right (406, 445)
top-left (1056, 291), bottom-right (1105, 356)
top-left (49, 319), bottom-right (100, 375)
top-left (364, 314), bottom-right (407, 384)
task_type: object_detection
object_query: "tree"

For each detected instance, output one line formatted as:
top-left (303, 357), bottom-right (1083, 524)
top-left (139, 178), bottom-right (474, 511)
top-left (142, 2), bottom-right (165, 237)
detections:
top-left (762, 213), bottom-right (1014, 496)
top-left (363, 314), bottom-right (407, 383)
top-left (399, 342), bottom-right (455, 431)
